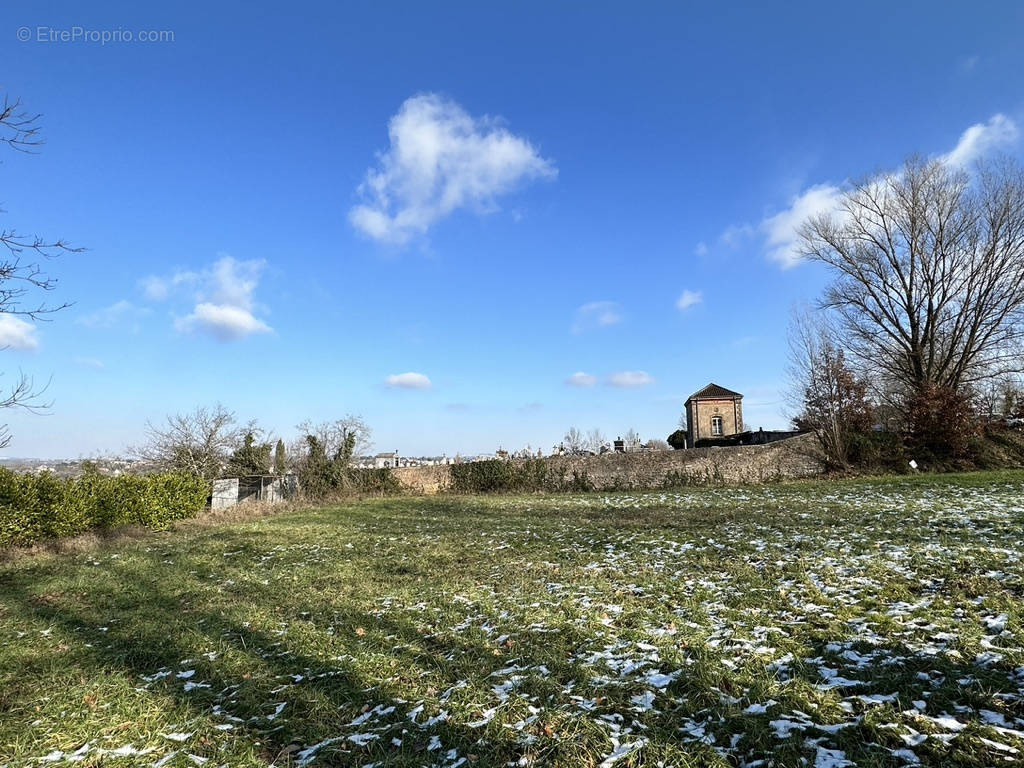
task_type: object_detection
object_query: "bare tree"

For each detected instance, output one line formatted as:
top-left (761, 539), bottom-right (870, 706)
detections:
top-left (646, 438), bottom-right (670, 451)
top-left (622, 428), bottom-right (641, 449)
top-left (562, 427), bottom-right (585, 455)
top-left (135, 404), bottom-right (242, 480)
top-left (0, 96), bottom-right (82, 446)
top-left (294, 414), bottom-right (373, 463)
top-left (586, 428), bottom-right (607, 454)
top-left (786, 308), bottom-right (875, 468)
top-left (976, 375), bottom-right (1024, 420)
top-left (800, 157), bottom-right (1024, 396)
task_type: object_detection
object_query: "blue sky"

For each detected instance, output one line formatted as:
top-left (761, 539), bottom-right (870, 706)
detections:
top-left (2, 1), bottom-right (1023, 458)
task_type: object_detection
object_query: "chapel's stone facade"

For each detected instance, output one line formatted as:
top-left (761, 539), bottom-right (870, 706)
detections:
top-left (685, 383), bottom-right (743, 446)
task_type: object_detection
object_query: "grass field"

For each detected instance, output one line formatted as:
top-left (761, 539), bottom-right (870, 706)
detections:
top-left (2, 473), bottom-right (1024, 767)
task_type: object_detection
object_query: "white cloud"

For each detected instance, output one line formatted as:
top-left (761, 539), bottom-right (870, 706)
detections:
top-left (200, 256), bottom-right (264, 312)
top-left (608, 370), bottom-right (654, 388)
top-left (139, 271), bottom-right (196, 301)
top-left (941, 113), bottom-right (1019, 168)
top-left (694, 241), bottom-right (709, 258)
top-left (719, 223), bottom-right (754, 248)
top-left (147, 255), bottom-right (273, 342)
top-left (140, 276), bottom-right (168, 300)
top-left (566, 371), bottom-right (597, 387)
top-left (761, 183), bottom-right (844, 269)
top-left (78, 300), bottom-right (150, 329)
top-left (175, 303), bottom-right (271, 341)
top-left (349, 93), bottom-right (556, 244)
top-left (571, 301), bottom-right (622, 334)
top-left (758, 113), bottom-right (1020, 270)
top-left (676, 289), bottom-right (703, 311)
top-left (386, 372), bottom-right (432, 390)
top-left (0, 314), bottom-right (38, 350)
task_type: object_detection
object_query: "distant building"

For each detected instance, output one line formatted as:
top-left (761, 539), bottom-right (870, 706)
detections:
top-left (372, 451), bottom-right (399, 468)
top-left (355, 453), bottom-right (452, 469)
top-left (613, 434), bottom-right (644, 453)
top-left (685, 383), bottom-right (743, 446)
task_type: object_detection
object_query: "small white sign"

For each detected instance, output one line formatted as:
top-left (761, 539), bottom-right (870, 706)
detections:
top-left (909, 459), bottom-right (918, 470)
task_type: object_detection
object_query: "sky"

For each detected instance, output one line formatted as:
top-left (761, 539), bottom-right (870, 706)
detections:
top-left (1, 1), bottom-right (1023, 458)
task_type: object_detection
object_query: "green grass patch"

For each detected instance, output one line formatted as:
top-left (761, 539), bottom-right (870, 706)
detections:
top-left (2, 473), bottom-right (1024, 766)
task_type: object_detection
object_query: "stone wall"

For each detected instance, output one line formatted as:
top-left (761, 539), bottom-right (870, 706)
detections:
top-left (392, 433), bottom-right (824, 494)
top-left (391, 464), bottom-right (452, 495)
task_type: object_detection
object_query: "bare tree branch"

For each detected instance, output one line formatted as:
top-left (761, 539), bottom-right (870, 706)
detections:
top-left (0, 94), bottom-right (80, 447)
top-left (0, 97), bottom-right (44, 153)
top-left (0, 372), bottom-right (53, 449)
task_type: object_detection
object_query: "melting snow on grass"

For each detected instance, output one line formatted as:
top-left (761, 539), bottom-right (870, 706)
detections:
top-left (3, 477), bottom-right (1024, 765)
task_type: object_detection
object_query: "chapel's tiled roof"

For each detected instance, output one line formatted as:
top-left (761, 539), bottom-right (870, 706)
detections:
top-left (686, 382), bottom-right (743, 401)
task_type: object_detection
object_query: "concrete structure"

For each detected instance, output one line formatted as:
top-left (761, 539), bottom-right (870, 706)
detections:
top-left (685, 383), bottom-right (743, 446)
top-left (210, 474), bottom-right (297, 509)
top-left (211, 478), bottom-right (239, 510)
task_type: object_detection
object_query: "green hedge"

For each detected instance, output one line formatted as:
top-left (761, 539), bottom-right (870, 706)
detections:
top-left (449, 459), bottom-right (593, 494)
top-left (0, 469), bottom-right (210, 547)
top-left (348, 467), bottom-right (403, 495)
top-left (296, 466), bottom-right (403, 499)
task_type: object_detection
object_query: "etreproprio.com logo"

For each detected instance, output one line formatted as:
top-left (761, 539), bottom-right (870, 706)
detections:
top-left (17, 26), bottom-right (175, 44)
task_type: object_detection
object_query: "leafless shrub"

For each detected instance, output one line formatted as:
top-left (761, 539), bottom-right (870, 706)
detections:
top-left (585, 428), bottom-right (607, 454)
top-left (786, 307), bottom-right (874, 468)
top-left (133, 404), bottom-right (242, 480)
top-left (561, 427), bottom-right (585, 455)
